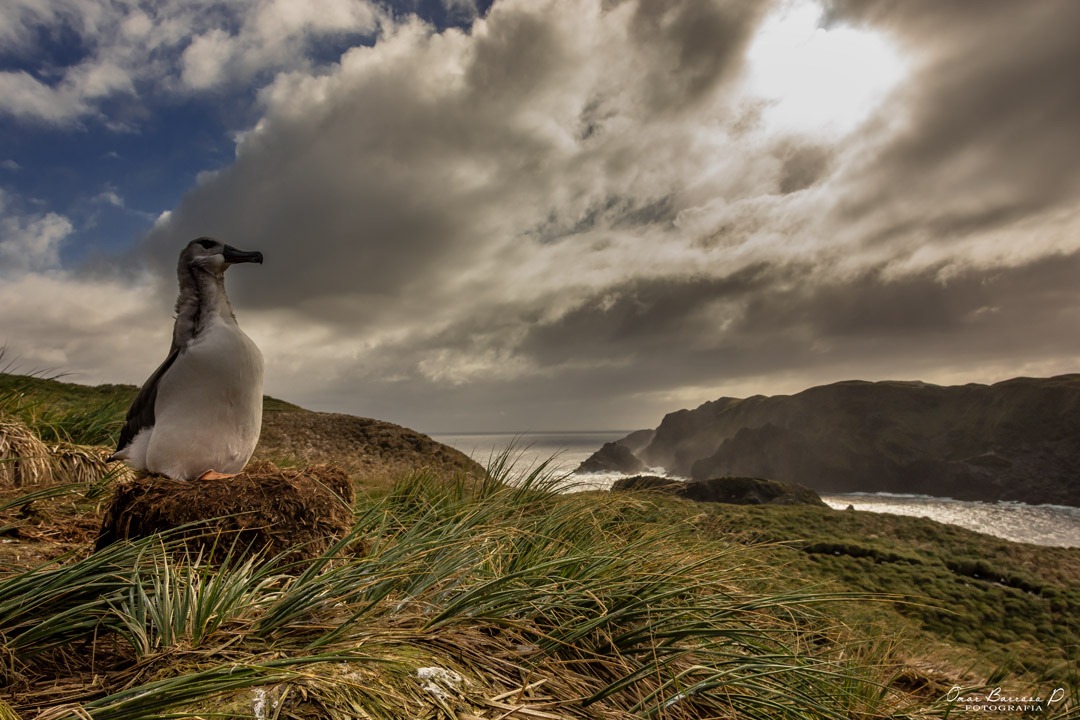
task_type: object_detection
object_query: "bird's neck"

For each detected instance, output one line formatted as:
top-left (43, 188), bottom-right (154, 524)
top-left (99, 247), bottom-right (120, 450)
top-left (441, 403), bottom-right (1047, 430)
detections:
top-left (173, 267), bottom-right (236, 348)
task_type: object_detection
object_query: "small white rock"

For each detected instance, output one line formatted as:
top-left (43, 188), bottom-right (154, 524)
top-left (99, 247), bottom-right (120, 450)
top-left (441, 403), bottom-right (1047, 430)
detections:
top-left (415, 666), bottom-right (464, 699)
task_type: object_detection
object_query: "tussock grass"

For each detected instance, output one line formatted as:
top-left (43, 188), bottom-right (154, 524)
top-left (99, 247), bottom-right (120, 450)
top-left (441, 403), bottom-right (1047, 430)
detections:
top-left (0, 419), bottom-right (52, 487)
top-left (0, 419), bottom-right (131, 490)
top-left (0, 379), bottom-right (124, 450)
top-left (0, 457), bottom-right (937, 719)
top-left (49, 443), bottom-right (135, 486)
top-left (0, 349), bottom-right (127, 450)
top-left (700, 503), bottom-right (1080, 687)
top-left (0, 356), bottom-right (134, 490)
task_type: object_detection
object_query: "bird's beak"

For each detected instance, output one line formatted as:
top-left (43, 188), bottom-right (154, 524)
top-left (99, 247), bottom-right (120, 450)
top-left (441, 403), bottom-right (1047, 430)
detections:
top-left (222, 245), bottom-right (264, 264)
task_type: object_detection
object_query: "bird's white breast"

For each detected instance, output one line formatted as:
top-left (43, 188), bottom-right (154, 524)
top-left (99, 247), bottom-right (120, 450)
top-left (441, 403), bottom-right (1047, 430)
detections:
top-left (145, 317), bottom-right (264, 480)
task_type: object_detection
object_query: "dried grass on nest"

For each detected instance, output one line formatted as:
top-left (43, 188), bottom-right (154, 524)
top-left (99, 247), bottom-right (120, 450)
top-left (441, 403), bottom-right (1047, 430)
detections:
top-left (0, 418), bottom-right (52, 487)
top-left (0, 697), bottom-right (19, 720)
top-left (96, 461), bottom-right (356, 564)
top-left (49, 442), bottom-right (135, 485)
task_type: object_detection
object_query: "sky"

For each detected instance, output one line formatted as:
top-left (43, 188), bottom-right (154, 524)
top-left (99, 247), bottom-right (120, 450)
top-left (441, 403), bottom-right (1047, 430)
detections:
top-left (3, 0), bottom-right (1080, 434)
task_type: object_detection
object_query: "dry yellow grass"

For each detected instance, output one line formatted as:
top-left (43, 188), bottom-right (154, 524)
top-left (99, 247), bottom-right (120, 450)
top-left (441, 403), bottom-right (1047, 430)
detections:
top-left (0, 697), bottom-right (20, 720)
top-left (1, 417), bottom-right (133, 488)
top-left (0, 418), bottom-right (52, 487)
top-left (49, 442), bottom-right (134, 485)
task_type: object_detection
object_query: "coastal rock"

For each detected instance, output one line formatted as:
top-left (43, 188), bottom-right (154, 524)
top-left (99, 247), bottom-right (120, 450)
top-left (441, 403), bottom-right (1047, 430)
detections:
top-left (610, 474), bottom-right (684, 494)
top-left (575, 441), bottom-right (645, 474)
top-left (611, 474), bottom-right (827, 506)
top-left (590, 374), bottom-right (1080, 507)
top-left (618, 428), bottom-right (656, 455)
top-left (681, 476), bottom-right (828, 506)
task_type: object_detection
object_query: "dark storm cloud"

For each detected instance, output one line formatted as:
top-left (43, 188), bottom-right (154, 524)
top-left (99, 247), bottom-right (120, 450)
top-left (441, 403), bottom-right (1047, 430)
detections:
top-left (776, 142), bottom-right (830, 195)
top-left (519, 266), bottom-right (773, 364)
top-left (627, 0), bottom-right (769, 112)
top-left (736, 254), bottom-right (1080, 348)
top-left (12, 0), bottom-right (1080, 433)
top-left (133, 0), bottom-right (1080, 433)
top-left (318, 245), bottom-right (1080, 430)
top-left (828, 1), bottom-right (1080, 240)
top-left (143, 0), bottom-right (774, 324)
top-left (506, 248), bottom-right (1080, 396)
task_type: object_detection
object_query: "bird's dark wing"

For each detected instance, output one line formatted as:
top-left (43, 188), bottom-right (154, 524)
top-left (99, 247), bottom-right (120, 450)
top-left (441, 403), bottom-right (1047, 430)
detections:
top-left (111, 348), bottom-right (180, 456)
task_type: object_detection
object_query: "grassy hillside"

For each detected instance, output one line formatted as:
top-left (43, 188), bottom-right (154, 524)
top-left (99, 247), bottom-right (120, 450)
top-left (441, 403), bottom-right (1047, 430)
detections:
top-left (0, 372), bottom-right (300, 447)
top-left (696, 503), bottom-right (1080, 685)
top-left (0, 370), bottom-right (1077, 717)
top-left (0, 372), bottom-right (480, 483)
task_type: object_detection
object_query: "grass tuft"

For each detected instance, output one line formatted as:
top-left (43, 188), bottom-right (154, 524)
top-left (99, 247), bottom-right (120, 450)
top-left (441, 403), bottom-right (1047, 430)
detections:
top-left (0, 418), bottom-right (53, 487)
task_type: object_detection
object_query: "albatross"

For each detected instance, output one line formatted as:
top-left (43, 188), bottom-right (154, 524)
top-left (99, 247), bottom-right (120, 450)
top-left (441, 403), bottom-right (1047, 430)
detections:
top-left (109, 237), bottom-right (265, 480)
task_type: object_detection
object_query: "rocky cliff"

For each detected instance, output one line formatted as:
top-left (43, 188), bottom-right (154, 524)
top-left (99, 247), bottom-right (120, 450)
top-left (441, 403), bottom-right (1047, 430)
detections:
top-left (581, 374), bottom-right (1080, 506)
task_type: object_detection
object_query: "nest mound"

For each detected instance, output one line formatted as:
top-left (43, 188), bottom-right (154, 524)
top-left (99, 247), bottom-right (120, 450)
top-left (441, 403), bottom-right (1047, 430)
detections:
top-left (95, 462), bottom-right (355, 563)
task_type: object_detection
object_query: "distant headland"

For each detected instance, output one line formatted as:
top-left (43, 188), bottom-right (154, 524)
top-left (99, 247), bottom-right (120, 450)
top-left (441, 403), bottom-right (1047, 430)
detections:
top-left (579, 374), bottom-right (1080, 507)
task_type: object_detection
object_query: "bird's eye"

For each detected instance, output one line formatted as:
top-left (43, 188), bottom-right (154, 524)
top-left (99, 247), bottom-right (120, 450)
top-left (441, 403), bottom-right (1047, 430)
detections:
top-left (195, 238), bottom-right (216, 250)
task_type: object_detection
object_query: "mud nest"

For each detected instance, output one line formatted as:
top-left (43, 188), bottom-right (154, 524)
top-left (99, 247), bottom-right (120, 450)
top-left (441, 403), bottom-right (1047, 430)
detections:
top-left (95, 462), bottom-right (355, 564)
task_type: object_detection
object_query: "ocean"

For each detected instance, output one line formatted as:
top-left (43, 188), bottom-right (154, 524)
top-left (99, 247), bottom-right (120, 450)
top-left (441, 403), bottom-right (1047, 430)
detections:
top-left (431, 431), bottom-right (1080, 549)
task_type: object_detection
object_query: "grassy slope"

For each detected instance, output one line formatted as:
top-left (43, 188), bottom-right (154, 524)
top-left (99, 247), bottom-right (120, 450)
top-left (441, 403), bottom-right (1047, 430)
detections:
top-left (0, 372), bottom-right (1077, 717)
top-left (0, 371), bottom-right (300, 412)
top-left (0, 373), bottom-right (480, 485)
top-left (0, 372), bottom-right (299, 447)
top-left (1, 472), bottom-right (941, 720)
top-left (694, 503), bottom-right (1080, 684)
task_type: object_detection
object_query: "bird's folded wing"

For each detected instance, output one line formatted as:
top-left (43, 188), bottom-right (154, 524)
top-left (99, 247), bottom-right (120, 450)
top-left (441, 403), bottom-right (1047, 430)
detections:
top-left (111, 347), bottom-right (181, 457)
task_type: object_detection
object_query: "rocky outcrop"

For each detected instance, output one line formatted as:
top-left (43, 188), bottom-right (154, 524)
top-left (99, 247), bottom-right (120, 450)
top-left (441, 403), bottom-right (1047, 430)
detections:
top-left (585, 374), bottom-right (1080, 506)
top-left (610, 475), bottom-right (684, 494)
top-left (576, 441), bottom-right (646, 474)
top-left (611, 474), bottom-right (827, 506)
top-left (681, 476), bottom-right (827, 506)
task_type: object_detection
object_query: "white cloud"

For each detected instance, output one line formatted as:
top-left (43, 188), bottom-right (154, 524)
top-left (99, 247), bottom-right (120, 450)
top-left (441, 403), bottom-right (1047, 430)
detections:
top-left (95, 190), bottom-right (125, 208)
top-left (742, 0), bottom-right (907, 136)
top-left (0, 71), bottom-right (92, 125)
top-left (0, 191), bottom-right (168, 386)
top-left (0, 193), bottom-right (74, 273)
top-left (181, 28), bottom-right (235, 90)
top-left (0, 0), bottom-right (379, 125)
top-left (0, 270), bottom-right (168, 384)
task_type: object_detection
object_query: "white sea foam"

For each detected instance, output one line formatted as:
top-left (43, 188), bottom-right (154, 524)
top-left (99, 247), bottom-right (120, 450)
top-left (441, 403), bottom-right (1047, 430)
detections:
top-left (822, 494), bottom-right (1080, 548)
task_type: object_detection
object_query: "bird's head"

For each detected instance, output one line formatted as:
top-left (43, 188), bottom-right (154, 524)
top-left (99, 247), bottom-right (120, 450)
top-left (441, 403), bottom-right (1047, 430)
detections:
top-left (180, 237), bottom-right (264, 276)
